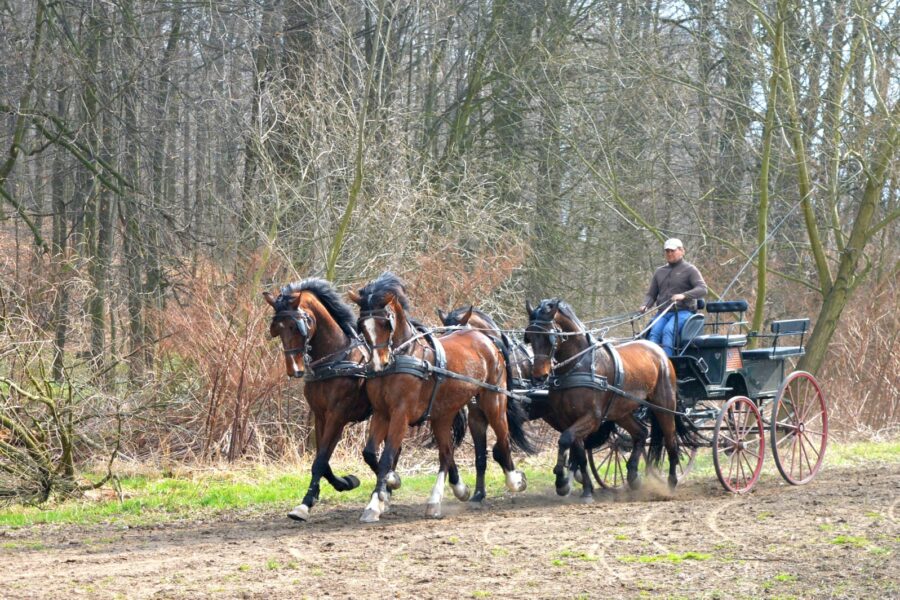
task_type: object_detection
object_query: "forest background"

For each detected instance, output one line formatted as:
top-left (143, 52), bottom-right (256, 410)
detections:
top-left (1, 0), bottom-right (897, 502)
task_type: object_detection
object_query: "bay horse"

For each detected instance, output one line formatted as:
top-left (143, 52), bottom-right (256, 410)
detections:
top-left (263, 279), bottom-right (372, 522)
top-left (439, 304), bottom-right (589, 498)
top-left (350, 273), bottom-right (532, 522)
top-left (524, 298), bottom-right (700, 498)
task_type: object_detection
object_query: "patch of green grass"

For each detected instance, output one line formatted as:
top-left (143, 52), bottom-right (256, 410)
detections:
top-left (817, 523), bottom-right (836, 532)
top-left (471, 591), bottom-right (491, 598)
top-left (559, 549), bottom-right (598, 562)
top-left (830, 535), bottom-right (868, 548)
top-left (1, 540), bottom-right (45, 550)
top-left (266, 559), bottom-right (281, 570)
top-left (447, 536), bottom-right (460, 545)
top-left (868, 546), bottom-right (891, 556)
top-left (825, 440), bottom-right (900, 466)
top-left (310, 567), bottom-right (324, 576)
top-left (490, 547), bottom-right (508, 557)
top-left (237, 564), bottom-right (251, 572)
top-left (614, 533), bottom-right (628, 541)
top-left (618, 551), bottom-right (712, 564)
top-left (864, 511), bottom-right (882, 520)
top-left (756, 511), bottom-right (774, 520)
top-left (550, 559), bottom-right (565, 567)
top-left (773, 573), bottom-right (797, 582)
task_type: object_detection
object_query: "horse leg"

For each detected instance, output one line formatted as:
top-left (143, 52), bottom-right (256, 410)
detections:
top-left (288, 410), bottom-right (328, 522)
top-left (481, 392), bottom-right (526, 493)
top-left (360, 412), bottom-right (391, 523)
top-left (570, 442), bottom-right (594, 502)
top-left (617, 414), bottom-right (649, 491)
top-left (467, 403), bottom-right (489, 503)
top-left (555, 415), bottom-right (598, 496)
top-left (426, 415), bottom-right (466, 518)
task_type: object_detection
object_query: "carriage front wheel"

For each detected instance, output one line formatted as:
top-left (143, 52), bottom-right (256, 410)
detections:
top-left (770, 371), bottom-right (828, 485)
top-left (713, 396), bottom-right (765, 494)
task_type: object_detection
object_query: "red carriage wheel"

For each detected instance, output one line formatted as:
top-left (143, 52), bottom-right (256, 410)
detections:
top-left (587, 425), bottom-right (632, 489)
top-left (713, 396), bottom-right (765, 494)
top-left (770, 371), bottom-right (828, 485)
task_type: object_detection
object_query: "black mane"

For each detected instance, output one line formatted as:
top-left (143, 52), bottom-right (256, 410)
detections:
top-left (530, 298), bottom-right (586, 332)
top-left (354, 272), bottom-right (411, 312)
top-left (279, 278), bottom-right (357, 338)
top-left (443, 306), bottom-right (500, 330)
top-left (556, 301), bottom-right (587, 332)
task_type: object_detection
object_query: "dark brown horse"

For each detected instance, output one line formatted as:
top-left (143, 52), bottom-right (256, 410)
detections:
top-left (263, 279), bottom-right (371, 521)
top-left (524, 298), bottom-right (699, 498)
top-left (350, 273), bottom-right (531, 522)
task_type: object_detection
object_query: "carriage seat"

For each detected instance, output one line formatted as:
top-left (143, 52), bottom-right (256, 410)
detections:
top-left (689, 333), bottom-right (748, 349)
top-left (742, 318), bottom-right (809, 360)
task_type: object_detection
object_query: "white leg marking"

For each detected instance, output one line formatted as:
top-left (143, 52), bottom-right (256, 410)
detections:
top-left (505, 469), bottom-right (526, 492)
top-left (360, 491), bottom-right (383, 523)
top-left (428, 471), bottom-right (446, 506)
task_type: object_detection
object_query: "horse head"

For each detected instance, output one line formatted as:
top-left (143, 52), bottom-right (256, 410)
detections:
top-left (264, 289), bottom-right (315, 378)
top-left (350, 272), bottom-right (412, 372)
top-left (524, 298), bottom-right (566, 380)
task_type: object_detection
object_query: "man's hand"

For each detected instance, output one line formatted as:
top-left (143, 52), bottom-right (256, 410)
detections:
top-left (671, 294), bottom-right (685, 302)
top-left (639, 305), bottom-right (646, 313)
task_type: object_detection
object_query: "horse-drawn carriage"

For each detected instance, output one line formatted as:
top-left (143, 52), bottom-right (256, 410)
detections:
top-left (265, 273), bottom-right (827, 523)
top-left (525, 299), bottom-right (828, 495)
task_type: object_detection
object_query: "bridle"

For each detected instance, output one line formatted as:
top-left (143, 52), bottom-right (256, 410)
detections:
top-left (357, 308), bottom-right (396, 352)
top-left (526, 319), bottom-right (561, 364)
top-left (272, 309), bottom-right (314, 374)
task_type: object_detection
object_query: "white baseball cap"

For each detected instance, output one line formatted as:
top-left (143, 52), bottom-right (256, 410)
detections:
top-left (663, 238), bottom-right (683, 250)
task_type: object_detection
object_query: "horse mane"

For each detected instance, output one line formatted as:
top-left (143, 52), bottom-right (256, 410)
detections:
top-left (555, 301), bottom-right (587, 333)
top-left (355, 271), bottom-right (411, 312)
top-left (280, 278), bottom-right (358, 338)
top-left (445, 306), bottom-right (500, 330)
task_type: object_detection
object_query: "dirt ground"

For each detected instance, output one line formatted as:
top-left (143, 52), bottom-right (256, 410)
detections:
top-left (1, 463), bottom-right (897, 600)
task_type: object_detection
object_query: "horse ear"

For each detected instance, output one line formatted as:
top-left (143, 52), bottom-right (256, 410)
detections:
top-left (347, 290), bottom-right (362, 305)
top-left (525, 300), bottom-right (534, 316)
top-left (459, 305), bottom-right (474, 325)
top-left (262, 291), bottom-right (276, 308)
top-left (386, 294), bottom-right (404, 318)
top-left (436, 308), bottom-right (447, 323)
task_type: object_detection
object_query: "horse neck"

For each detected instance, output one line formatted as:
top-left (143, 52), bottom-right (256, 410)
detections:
top-left (554, 320), bottom-right (591, 366)
top-left (393, 311), bottom-right (417, 350)
top-left (302, 296), bottom-right (349, 359)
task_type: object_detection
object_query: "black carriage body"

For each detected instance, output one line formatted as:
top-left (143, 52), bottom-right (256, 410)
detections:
top-left (671, 302), bottom-right (809, 405)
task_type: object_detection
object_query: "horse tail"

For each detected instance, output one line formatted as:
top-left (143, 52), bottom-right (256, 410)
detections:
top-left (452, 408), bottom-right (467, 448)
top-left (506, 396), bottom-right (538, 455)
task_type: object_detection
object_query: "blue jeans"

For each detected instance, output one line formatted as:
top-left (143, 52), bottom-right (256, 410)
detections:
top-left (648, 310), bottom-right (695, 357)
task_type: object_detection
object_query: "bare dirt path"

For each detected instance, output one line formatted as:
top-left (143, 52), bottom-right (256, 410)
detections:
top-left (2, 463), bottom-right (897, 599)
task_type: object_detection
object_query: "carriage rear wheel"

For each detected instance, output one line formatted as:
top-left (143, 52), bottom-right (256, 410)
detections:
top-left (770, 371), bottom-right (828, 485)
top-left (712, 395), bottom-right (765, 494)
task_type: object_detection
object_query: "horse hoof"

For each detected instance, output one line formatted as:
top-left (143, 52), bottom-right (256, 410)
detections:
top-left (556, 485), bottom-right (570, 497)
top-left (506, 470), bottom-right (527, 493)
top-left (628, 475), bottom-right (642, 491)
top-left (287, 504), bottom-right (310, 522)
top-left (385, 471), bottom-right (402, 491)
top-left (360, 508), bottom-right (381, 523)
top-left (425, 503), bottom-right (442, 518)
top-left (572, 469), bottom-right (583, 485)
top-left (452, 484), bottom-right (471, 502)
top-left (580, 494), bottom-right (595, 504)
top-left (343, 474), bottom-right (361, 491)
top-left (470, 491), bottom-right (486, 504)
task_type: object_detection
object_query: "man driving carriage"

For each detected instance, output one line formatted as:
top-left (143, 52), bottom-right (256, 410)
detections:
top-left (639, 238), bottom-right (708, 356)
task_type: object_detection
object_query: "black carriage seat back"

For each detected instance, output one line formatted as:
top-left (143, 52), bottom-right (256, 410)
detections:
top-left (675, 313), bottom-right (706, 355)
top-left (689, 299), bottom-right (749, 349)
top-left (742, 318), bottom-right (809, 360)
